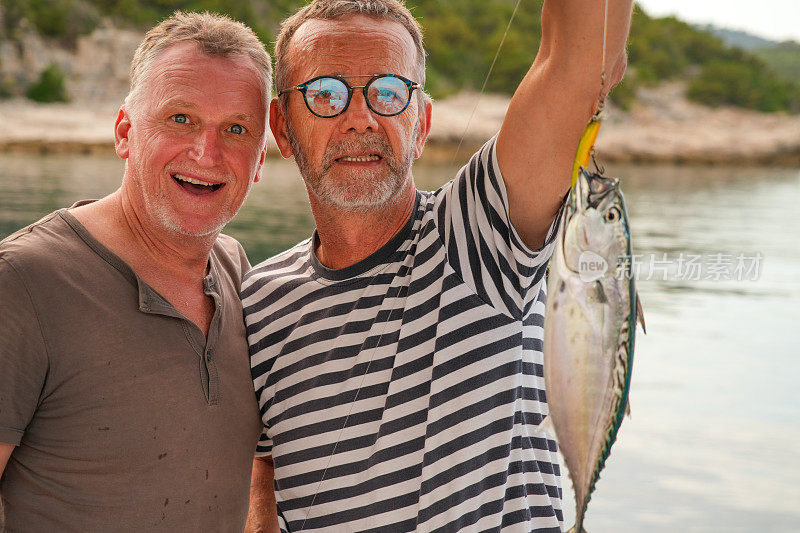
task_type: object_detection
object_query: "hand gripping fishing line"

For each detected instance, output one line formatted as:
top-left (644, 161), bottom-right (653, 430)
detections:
top-left (572, 0), bottom-right (610, 188)
top-left (453, 0), bottom-right (609, 184)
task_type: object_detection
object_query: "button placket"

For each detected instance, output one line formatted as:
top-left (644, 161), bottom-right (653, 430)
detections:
top-left (203, 347), bottom-right (219, 405)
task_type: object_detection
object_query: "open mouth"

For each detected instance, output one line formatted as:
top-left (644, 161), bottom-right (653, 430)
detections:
top-left (335, 154), bottom-right (382, 163)
top-left (172, 173), bottom-right (224, 194)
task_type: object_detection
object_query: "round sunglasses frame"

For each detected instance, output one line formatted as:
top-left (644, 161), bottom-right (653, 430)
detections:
top-left (278, 74), bottom-right (422, 118)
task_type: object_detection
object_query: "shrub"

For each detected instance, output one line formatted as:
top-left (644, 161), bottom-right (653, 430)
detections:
top-left (688, 58), bottom-right (800, 112)
top-left (1, 0), bottom-right (100, 46)
top-left (25, 63), bottom-right (69, 103)
top-left (609, 76), bottom-right (638, 111)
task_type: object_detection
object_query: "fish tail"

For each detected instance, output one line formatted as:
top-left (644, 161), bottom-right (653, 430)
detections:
top-left (568, 505), bottom-right (590, 533)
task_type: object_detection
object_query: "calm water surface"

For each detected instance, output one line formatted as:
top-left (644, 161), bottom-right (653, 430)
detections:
top-left (1, 153), bottom-right (798, 532)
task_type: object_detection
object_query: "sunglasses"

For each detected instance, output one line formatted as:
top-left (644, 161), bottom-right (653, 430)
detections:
top-left (278, 74), bottom-right (422, 118)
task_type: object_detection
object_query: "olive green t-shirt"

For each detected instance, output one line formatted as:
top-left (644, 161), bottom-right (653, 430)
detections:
top-left (0, 207), bottom-right (262, 532)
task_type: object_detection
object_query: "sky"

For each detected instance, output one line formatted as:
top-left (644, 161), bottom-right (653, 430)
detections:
top-left (636, 0), bottom-right (800, 43)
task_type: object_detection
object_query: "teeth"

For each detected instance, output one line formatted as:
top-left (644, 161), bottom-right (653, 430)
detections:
top-left (174, 174), bottom-right (216, 186)
top-left (338, 155), bottom-right (380, 162)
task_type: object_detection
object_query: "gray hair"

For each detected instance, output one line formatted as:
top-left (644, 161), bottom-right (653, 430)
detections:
top-left (125, 11), bottom-right (272, 113)
top-left (274, 0), bottom-right (429, 112)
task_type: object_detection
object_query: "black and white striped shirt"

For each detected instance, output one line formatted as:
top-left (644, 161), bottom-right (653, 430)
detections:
top-left (242, 137), bottom-right (564, 532)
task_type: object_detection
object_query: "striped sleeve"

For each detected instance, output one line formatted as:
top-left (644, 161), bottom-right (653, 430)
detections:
top-left (435, 134), bottom-right (562, 319)
top-left (242, 241), bottom-right (314, 457)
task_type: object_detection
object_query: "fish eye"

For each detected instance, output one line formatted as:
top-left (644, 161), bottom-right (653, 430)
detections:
top-left (604, 207), bottom-right (621, 223)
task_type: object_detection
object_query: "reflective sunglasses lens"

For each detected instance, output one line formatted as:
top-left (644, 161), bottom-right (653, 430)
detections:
top-left (367, 76), bottom-right (410, 116)
top-left (305, 78), bottom-right (349, 117)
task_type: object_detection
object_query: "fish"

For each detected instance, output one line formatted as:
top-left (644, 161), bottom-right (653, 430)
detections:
top-left (543, 166), bottom-right (645, 533)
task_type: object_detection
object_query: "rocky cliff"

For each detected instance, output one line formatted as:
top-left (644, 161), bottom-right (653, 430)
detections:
top-left (0, 20), bottom-right (141, 104)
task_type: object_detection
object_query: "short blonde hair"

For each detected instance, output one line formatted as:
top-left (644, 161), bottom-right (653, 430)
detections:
top-left (126, 11), bottom-right (272, 111)
top-left (275, 0), bottom-right (428, 108)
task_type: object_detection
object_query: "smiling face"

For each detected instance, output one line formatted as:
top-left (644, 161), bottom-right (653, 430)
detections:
top-left (272, 15), bottom-right (430, 212)
top-left (115, 42), bottom-right (268, 238)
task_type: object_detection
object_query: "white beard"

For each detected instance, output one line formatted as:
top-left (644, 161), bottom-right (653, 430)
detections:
top-left (287, 123), bottom-right (417, 211)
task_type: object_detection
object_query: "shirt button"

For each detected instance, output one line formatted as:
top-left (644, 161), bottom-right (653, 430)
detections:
top-left (205, 351), bottom-right (213, 362)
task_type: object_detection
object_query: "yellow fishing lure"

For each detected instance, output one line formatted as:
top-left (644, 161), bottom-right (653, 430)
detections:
top-left (570, 112), bottom-right (603, 189)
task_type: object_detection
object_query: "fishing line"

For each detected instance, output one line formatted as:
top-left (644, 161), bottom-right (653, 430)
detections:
top-left (449, 0), bottom-right (523, 166)
top-left (299, 306), bottom-right (396, 531)
top-left (598, 0), bottom-right (609, 112)
top-left (587, 0), bottom-right (610, 176)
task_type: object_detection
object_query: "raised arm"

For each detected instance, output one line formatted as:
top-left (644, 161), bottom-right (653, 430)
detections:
top-left (497, 0), bottom-right (633, 248)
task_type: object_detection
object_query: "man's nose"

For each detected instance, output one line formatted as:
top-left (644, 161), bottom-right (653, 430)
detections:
top-left (339, 90), bottom-right (379, 133)
top-left (188, 127), bottom-right (221, 167)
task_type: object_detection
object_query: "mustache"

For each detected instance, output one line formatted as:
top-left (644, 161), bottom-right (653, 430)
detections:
top-left (321, 135), bottom-right (397, 171)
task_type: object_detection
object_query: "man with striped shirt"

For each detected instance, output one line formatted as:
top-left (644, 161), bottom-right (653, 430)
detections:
top-left (243, 0), bottom-right (632, 530)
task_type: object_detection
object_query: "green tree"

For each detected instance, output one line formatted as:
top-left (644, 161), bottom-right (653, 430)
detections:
top-left (755, 42), bottom-right (800, 85)
top-left (26, 63), bottom-right (69, 103)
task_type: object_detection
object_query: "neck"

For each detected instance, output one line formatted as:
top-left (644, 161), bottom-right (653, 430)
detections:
top-left (312, 180), bottom-right (416, 270)
top-left (71, 187), bottom-right (221, 337)
top-left (118, 191), bottom-right (215, 277)
top-left (72, 190), bottom-right (215, 281)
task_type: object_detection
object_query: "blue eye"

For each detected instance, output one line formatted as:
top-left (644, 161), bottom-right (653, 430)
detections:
top-left (172, 114), bottom-right (188, 124)
top-left (230, 124), bottom-right (245, 135)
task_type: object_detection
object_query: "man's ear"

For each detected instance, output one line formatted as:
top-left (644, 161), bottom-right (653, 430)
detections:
top-left (269, 99), bottom-right (295, 159)
top-left (114, 107), bottom-right (131, 160)
top-left (413, 98), bottom-right (433, 159)
top-left (253, 144), bottom-right (267, 184)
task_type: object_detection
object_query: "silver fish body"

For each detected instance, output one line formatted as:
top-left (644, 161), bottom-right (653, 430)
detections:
top-left (543, 168), bottom-right (641, 533)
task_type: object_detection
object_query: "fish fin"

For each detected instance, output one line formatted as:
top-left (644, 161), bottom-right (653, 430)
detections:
top-left (636, 295), bottom-right (646, 334)
top-left (593, 281), bottom-right (608, 303)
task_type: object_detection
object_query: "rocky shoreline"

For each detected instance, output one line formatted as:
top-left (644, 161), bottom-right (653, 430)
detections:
top-left (1, 84), bottom-right (799, 165)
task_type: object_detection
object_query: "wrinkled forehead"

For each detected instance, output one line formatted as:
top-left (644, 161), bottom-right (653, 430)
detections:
top-left (147, 42), bottom-right (265, 90)
top-left (288, 15), bottom-right (418, 81)
top-left (139, 42), bottom-right (268, 118)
